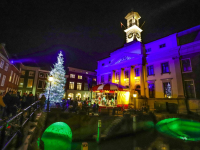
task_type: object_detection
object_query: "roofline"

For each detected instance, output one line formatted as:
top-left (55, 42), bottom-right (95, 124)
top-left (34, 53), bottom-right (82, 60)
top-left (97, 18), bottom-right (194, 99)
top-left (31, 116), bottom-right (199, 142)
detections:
top-left (68, 67), bottom-right (96, 73)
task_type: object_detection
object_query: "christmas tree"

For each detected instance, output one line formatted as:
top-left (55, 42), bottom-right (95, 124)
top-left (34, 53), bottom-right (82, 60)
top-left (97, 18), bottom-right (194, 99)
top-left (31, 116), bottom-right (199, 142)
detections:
top-left (45, 51), bottom-right (66, 103)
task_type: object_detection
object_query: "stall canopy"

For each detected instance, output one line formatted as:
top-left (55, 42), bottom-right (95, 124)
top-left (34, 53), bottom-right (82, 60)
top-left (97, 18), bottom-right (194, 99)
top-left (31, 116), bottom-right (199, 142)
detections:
top-left (92, 83), bottom-right (129, 92)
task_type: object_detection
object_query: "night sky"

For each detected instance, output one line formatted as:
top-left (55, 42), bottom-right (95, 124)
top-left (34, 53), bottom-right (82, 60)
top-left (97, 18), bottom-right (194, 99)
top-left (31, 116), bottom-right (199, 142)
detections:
top-left (0, 0), bottom-right (199, 71)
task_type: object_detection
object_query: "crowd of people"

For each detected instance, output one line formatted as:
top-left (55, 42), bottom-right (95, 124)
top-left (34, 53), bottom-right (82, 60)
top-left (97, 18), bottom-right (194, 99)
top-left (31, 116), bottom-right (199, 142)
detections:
top-left (0, 91), bottom-right (46, 120)
top-left (63, 98), bottom-right (99, 113)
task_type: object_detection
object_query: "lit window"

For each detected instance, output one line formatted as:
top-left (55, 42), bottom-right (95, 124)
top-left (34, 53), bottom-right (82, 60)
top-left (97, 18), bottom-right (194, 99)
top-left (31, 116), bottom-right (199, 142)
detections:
top-left (163, 82), bottom-right (171, 98)
top-left (161, 62), bottom-right (170, 73)
top-left (70, 74), bottom-right (75, 78)
top-left (182, 59), bottom-right (192, 72)
top-left (78, 75), bottom-right (82, 79)
top-left (116, 72), bottom-right (119, 80)
top-left (4, 63), bottom-right (9, 71)
top-left (29, 71), bottom-right (35, 77)
top-left (93, 78), bottom-right (96, 81)
top-left (9, 70), bottom-right (13, 82)
top-left (21, 70), bottom-right (25, 76)
top-left (135, 68), bottom-right (140, 77)
top-left (0, 59), bottom-right (4, 68)
top-left (147, 65), bottom-right (154, 76)
top-left (27, 79), bottom-right (33, 88)
top-left (125, 70), bottom-right (129, 78)
top-left (185, 80), bottom-right (195, 98)
top-left (15, 75), bottom-right (18, 84)
top-left (1, 75), bottom-right (6, 86)
top-left (159, 43), bottom-right (166, 48)
top-left (12, 73), bottom-right (16, 83)
top-left (69, 82), bottom-right (74, 89)
top-left (77, 83), bottom-right (82, 90)
top-left (146, 48), bottom-right (151, 53)
top-left (101, 75), bottom-right (104, 83)
top-left (18, 78), bottom-right (24, 87)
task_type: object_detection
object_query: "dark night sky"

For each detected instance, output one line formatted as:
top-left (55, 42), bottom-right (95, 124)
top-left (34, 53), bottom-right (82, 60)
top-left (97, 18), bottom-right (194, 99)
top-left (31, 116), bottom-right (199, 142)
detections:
top-left (0, 0), bottom-right (199, 71)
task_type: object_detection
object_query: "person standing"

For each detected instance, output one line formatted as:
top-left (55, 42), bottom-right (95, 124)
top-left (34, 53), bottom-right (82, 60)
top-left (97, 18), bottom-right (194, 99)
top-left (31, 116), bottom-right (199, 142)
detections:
top-left (26, 92), bottom-right (34, 106)
top-left (3, 91), bottom-right (12, 117)
top-left (21, 93), bottom-right (27, 109)
top-left (40, 95), bottom-right (46, 110)
top-left (0, 92), bottom-right (6, 119)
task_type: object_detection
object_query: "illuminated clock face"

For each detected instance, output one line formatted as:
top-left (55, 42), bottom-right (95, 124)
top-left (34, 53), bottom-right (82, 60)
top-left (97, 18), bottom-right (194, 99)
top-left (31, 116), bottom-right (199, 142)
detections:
top-left (128, 33), bottom-right (133, 39)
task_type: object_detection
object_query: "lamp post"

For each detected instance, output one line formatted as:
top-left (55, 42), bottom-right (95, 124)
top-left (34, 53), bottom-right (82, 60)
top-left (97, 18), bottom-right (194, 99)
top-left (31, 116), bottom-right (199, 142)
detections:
top-left (47, 75), bottom-right (53, 111)
top-left (133, 94), bottom-right (137, 109)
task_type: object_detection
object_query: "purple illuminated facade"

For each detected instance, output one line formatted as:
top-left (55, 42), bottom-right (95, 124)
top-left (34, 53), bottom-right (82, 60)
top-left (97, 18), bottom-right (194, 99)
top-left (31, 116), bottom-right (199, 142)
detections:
top-left (96, 11), bottom-right (200, 112)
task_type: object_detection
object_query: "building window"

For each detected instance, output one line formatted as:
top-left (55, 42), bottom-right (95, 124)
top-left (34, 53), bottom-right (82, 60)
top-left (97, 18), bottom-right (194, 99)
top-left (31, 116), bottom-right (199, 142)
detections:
top-left (39, 72), bottom-right (45, 78)
top-left (135, 68), bottom-right (140, 77)
top-left (21, 70), bottom-right (25, 76)
top-left (149, 83), bottom-right (155, 98)
top-left (15, 75), bottom-right (18, 84)
top-left (77, 83), bottom-right (82, 90)
top-left (108, 74), bottom-right (112, 82)
top-left (1, 75), bottom-right (6, 86)
top-left (38, 80), bottom-right (43, 89)
top-left (12, 73), bottom-right (16, 83)
top-left (78, 75), bottom-right (82, 79)
top-left (159, 43), bottom-right (166, 48)
top-left (147, 65), bottom-right (154, 76)
top-left (0, 59), bottom-right (4, 68)
top-left (185, 80), bottom-right (195, 98)
top-left (70, 74), bottom-right (75, 78)
top-left (69, 82), bottom-right (74, 89)
top-left (116, 72), bottom-right (119, 80)
top-left (29, 71), bottom-right (35, 77)
top-left (182, 59), bottom-right (192, 72)
top-left (101, 75), bottom-right (104, 83)
top-left (163, 82), bottom-right (172, 98)
top-left (161, 62), bottom-right (170, 74)
top-left (9, 70), bottom-right (13, 82)
top-left (146, 48), bottom-right (151, 53)
top-left (19, 78), bottom-right (24, 87)
top-left (93, 78), bottom-right (96, 81)
top-left (17, 76), bottom-right (20, 85)
top-left (27, 79), bottom-right (33, 88)
top-left (4, 63), bottom-right (9, 71)
top-left (84, 83), bottom-right (88, 90)
top-left (125, 70), bottom-right (129, 78)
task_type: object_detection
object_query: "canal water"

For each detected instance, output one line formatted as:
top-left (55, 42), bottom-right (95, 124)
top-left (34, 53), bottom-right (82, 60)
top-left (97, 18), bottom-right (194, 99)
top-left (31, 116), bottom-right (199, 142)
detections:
top-left (71, 129), bottom-right (200, 150)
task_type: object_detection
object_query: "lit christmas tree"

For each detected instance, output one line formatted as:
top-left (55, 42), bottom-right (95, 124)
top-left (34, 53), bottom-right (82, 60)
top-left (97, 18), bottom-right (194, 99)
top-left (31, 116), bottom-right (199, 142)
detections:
top-left (45, 51), bottom-right (66, 103)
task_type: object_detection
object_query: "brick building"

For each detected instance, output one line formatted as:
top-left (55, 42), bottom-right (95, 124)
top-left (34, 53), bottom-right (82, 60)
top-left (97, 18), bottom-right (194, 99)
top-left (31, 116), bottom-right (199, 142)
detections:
top-left (65, 67), bottom-right (97, 100)
top-left (0, 43), bottom-right (21, 94)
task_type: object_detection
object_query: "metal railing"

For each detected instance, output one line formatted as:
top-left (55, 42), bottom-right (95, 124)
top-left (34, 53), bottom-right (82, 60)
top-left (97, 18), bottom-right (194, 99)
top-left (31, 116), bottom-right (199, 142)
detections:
top-left (0, 101), bottom-right (40, 150)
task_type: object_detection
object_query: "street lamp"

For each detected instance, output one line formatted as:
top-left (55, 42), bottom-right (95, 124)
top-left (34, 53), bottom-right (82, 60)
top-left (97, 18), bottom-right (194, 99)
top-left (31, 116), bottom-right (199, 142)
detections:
top-left (47, 75), bottom-right (53, 111)
top-left (133, 94), bottom-right (137, 109)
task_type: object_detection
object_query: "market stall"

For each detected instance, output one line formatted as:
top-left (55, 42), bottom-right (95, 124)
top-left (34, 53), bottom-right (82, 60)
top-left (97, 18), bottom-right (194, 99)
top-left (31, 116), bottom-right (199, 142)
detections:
top-left (92, 83), bottom-right (129, 107)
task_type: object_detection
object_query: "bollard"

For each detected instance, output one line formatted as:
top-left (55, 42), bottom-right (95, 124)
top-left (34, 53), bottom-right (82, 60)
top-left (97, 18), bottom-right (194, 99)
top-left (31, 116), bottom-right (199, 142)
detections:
top-left (133, 115), bottom-right (136, 132)
top-left (97, 120), bottom-right (101, 143)
top-left (81, 142), bottom-right (88, 150)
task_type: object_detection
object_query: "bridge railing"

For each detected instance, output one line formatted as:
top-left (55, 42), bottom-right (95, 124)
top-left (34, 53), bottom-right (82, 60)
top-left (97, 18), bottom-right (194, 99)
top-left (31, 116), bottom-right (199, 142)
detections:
top-left (0, 101), bottom-right (41, 150)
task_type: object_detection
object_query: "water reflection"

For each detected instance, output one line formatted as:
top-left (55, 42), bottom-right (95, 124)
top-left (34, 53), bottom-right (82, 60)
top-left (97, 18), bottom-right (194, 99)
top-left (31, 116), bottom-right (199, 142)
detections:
top-left (71, 129), bottom-right (200, 150)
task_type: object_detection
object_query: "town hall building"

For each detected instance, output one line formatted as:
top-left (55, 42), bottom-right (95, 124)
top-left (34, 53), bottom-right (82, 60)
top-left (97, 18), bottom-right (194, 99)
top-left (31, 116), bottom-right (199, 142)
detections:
top-left (96, 11), bottom-right (200, 113)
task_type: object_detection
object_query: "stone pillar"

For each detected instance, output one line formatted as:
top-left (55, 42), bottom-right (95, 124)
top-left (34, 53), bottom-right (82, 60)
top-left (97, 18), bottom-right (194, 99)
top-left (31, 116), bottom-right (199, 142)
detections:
top-left (129, 66), bottom-right (135, 90)
top-left (112, 70), bottom-right (115, 83)
top-left (174, 58), bottom-right (184, 97)
top-left (119, 68), bottom-right (125, 86)
top-left (139, 65), bottom-right (145, 96)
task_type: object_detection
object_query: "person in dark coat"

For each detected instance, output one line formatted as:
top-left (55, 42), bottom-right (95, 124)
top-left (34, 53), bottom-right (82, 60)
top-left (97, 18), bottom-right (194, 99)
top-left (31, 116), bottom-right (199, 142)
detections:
top-left (26, 92), bottom-right (34, 106)
top-left (21, 93), bottom-right (27, 109)
top-left (40, 95), bottom-right (46, 109)
top-left (3, 91), bottom-right (12, 117)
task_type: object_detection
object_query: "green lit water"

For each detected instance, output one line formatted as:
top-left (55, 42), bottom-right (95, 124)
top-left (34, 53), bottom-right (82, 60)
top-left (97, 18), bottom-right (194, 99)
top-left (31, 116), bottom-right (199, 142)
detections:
top-left (156, 118), bottom-right (200, 141)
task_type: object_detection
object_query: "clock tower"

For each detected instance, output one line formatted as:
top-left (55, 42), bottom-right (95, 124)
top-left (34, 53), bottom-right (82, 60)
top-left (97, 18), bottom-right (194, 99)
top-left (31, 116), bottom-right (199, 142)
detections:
top-left (124, 11), bottom-right (143, 43)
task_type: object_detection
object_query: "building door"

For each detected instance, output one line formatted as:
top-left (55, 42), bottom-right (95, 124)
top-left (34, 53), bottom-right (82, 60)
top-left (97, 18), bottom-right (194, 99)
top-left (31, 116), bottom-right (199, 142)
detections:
top-left (135, 85), bottom-right (141, 96)
top-left (149, 83), bottom-right (155, 98)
